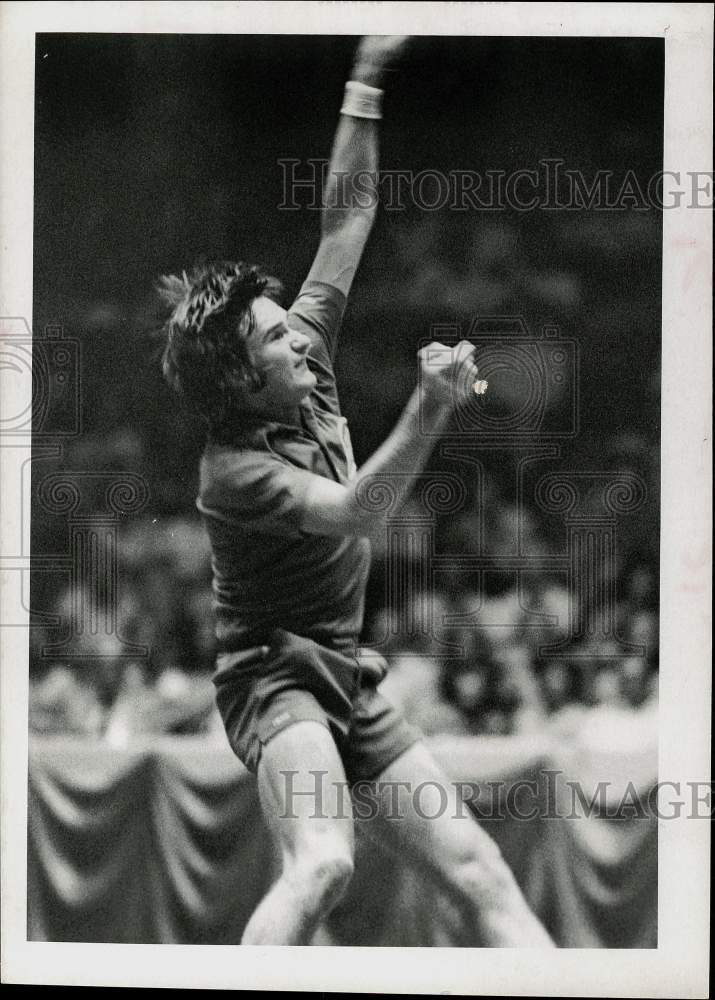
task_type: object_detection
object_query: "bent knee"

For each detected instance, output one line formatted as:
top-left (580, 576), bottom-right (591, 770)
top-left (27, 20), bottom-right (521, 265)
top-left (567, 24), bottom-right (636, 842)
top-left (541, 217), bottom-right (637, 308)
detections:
top-left (310, 852), bottom-right (355, 895)
top-left (451, 844), bottom-right (518, 907)
top-left (288, 847), bottom-right (355, 907)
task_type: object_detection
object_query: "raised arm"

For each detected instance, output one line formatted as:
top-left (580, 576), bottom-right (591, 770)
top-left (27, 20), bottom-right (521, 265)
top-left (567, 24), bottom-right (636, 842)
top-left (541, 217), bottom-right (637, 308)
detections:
top-left (305, 36), bottom-right (409, 295)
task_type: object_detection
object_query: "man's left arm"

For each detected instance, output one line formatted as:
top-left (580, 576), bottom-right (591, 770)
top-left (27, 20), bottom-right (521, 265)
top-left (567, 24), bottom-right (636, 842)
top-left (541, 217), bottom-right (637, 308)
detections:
top-left (305, 36), bottom-right (409, 296)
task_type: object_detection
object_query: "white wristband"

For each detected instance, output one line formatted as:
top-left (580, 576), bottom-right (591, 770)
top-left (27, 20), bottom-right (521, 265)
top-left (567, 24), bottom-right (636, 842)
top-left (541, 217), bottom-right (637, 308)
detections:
top-left (340, 80), bottom-right (384, 120)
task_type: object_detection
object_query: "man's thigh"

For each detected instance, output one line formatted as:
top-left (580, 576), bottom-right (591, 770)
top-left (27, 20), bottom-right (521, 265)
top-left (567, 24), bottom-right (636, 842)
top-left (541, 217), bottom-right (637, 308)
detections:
top-left (257, 719), bottom-right (355, 865)
top-left (342, 684), bottom-right (422, 785)
top-left (352, 740), bottom-right (501, 881)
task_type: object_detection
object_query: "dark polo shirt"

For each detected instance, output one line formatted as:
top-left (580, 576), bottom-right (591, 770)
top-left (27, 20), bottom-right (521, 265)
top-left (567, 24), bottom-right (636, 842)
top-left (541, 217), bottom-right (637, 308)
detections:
top-left (196, 280), bottom-right (371, 652)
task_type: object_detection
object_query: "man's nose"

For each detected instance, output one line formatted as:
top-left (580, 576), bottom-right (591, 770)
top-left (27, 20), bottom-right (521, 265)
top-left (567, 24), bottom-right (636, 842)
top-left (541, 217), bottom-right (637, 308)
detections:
top-left (291, 330), bottom-right (311, 353)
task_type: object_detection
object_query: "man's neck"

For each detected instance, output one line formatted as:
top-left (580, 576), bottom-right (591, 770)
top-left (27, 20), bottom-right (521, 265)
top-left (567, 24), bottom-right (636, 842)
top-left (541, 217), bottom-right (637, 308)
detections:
top-left (242, 398), bottom-right (303, 428)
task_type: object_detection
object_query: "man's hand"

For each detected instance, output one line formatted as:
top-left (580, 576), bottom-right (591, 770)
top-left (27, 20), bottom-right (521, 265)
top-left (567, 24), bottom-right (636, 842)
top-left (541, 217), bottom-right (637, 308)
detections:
top-left (352, 36), bottom-right (411, 88)
top-left (298, 339), bottom-right (484, 538)
top-left (419, 340), bottom-right (487, 411)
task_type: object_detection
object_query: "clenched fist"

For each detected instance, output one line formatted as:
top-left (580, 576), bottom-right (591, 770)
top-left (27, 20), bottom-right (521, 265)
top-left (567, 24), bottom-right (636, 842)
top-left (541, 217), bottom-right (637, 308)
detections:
top-left (419, 340), bottom-right (487, 410)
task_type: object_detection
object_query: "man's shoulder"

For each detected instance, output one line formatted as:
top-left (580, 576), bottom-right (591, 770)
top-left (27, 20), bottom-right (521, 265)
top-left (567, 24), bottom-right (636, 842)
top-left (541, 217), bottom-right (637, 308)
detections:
top-left (198, 435), bottom-right (313, 534)
top-left (288, 280), bottom-right (347, 415)
top-left (287, 280), bottom-right (347, 362)
top-left (288, 279), bottom-right (346, 318)
top-left (200, 439), bottom-right (278, 498)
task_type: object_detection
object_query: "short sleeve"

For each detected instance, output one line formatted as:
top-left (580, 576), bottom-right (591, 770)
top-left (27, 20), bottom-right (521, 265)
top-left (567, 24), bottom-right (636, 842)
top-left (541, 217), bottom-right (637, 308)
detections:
top-left (198, 449), bottom-right (313, 537)
top-left (288, 279), bottom-right (347, 360)
top-left (287, 280), bottom-right (347, 415)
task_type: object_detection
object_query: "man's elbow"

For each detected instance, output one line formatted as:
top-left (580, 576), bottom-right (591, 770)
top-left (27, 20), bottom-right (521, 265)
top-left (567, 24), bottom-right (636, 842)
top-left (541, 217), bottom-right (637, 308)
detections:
top-left (300, 494), bottom-right (382, 539)
top-left (332, 505), bottom-right (382, 539)
top-left (343, 500), bottom-right (383, 538)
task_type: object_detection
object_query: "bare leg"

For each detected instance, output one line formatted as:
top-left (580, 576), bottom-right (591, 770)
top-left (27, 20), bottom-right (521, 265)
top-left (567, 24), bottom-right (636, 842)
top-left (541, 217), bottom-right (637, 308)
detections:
top-left (355, 741), bottom-right (555, 947)
top-left (242, 720), bottom-right (354, 945)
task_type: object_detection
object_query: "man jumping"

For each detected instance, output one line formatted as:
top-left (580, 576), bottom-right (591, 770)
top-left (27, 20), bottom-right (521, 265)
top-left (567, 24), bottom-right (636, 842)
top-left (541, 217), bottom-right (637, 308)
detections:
top-left (160, 36), bottom-right (553, 947)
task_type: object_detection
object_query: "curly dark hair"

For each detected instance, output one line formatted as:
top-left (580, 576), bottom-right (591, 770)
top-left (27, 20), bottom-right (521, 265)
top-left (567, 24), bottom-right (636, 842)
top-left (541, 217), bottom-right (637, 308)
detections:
top-left (158, 260), bottom-right (284, 438)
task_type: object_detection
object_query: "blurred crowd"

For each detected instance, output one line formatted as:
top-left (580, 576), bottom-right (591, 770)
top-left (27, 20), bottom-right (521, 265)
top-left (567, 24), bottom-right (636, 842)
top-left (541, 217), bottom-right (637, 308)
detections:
top-left (368, 575), bottom-right (658, 742)
top-left (29, 454), bottom-right (659, 746)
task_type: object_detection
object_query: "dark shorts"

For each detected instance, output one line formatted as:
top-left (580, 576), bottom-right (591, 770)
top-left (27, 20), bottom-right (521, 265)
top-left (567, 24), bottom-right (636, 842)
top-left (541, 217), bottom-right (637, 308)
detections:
top-left (212, 628), bottom-right (422, 785)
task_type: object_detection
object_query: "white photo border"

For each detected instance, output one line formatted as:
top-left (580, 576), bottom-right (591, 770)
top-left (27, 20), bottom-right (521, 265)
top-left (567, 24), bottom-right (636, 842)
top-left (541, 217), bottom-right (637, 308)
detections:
top-left (1, 2), bottom-right (711, 995)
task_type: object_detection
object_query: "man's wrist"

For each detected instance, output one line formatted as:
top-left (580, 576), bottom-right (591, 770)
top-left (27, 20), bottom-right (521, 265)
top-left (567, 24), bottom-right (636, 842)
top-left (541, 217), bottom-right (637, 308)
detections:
top-left (350, 60), bottom-right (389, 89)
top-left (340, 80), bottom-right (383, 121)
top-left (406, 386), bottom-right (453, 429)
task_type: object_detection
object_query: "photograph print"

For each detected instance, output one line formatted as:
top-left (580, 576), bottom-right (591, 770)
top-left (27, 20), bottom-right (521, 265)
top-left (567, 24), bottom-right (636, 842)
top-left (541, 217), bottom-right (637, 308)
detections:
top-left (1, 3), bottom-right (711, 995)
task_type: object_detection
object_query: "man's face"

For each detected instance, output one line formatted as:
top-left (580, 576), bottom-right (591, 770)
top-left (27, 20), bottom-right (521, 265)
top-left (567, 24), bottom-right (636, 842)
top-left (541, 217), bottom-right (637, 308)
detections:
top-left (243, 295), bottom-right (316, 415)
